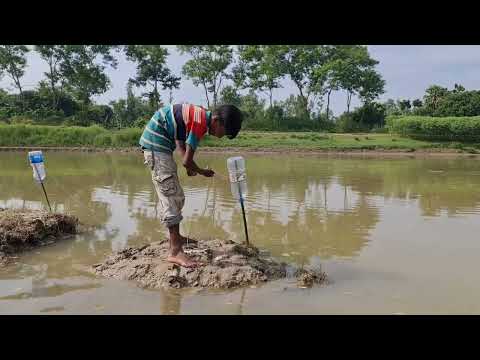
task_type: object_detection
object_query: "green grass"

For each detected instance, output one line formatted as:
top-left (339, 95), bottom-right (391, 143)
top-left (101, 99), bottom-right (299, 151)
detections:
top-left (1, 124), bottom-right (480, 152)
top-left (0, 124), bottom-right (142, 147)
top-left (202, 131), bottom-right (474, 151)
top-left (387, 115), bottom-right (480, 141)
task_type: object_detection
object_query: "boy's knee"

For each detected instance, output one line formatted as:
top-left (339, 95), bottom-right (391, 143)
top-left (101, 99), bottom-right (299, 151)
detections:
top-left (162, 213), bottom-right (183, 228)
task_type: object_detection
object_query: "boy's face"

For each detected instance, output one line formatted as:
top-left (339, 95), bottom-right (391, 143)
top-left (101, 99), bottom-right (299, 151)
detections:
top-left (209, 116), bottom-right (226, 138)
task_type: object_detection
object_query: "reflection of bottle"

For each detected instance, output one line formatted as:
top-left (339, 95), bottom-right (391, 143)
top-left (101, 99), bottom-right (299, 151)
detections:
top-left (227, 156), bottom-right (247, 200)
top-left (28, 151), bottom-right (46, 182)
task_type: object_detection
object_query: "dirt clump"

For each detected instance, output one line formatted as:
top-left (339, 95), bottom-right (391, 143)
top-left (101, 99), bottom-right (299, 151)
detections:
top-left (295, 268), bottom-right (328, 288)
top-left (0, 208), bottom-right (78, 264)
top-left (92, 239), bottom-right (327, 290)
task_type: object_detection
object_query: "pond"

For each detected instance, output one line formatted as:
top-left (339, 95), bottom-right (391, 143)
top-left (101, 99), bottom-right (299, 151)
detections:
top-left (1, 151), bottom-right (480, 314)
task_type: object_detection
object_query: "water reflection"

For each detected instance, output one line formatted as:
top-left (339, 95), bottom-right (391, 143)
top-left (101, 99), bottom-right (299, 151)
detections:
top-left (2, 152), bottom-right (480, 281)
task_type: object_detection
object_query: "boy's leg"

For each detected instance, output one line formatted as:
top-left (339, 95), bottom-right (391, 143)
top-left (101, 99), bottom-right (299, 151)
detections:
top-left (166, 223), bottom-right (199, 267)
top-left (145, 150), bottom-right (200, 267)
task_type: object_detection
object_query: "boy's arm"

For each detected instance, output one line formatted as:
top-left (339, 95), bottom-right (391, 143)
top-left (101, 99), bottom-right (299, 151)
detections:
top-left (175, 140), bottom-right (214, 177)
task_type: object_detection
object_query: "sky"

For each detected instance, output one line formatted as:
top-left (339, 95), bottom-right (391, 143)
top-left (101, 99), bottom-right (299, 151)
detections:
top-left (1, 45), bottom-right (480, 116)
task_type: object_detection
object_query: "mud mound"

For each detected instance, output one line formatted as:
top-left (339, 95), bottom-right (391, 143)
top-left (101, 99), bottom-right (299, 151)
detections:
top-left (92, 239), bottom-right (327, 290)
top-left (0, 209), bottom-right (78, 263)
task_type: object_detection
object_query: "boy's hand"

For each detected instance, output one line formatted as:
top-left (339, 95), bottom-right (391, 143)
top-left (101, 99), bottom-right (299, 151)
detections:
top-left (200, 168), bottom-right (215, 177)
top-left (186, 169), bottom-right (197, 176)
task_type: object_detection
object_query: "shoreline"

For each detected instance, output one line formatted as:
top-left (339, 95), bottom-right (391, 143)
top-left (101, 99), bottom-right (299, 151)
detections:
top-left (0, 146), bottom-right (479, 158)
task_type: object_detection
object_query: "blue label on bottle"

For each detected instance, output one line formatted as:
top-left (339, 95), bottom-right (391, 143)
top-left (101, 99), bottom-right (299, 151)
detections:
top-left (29, 153), bottom-right (43, 164)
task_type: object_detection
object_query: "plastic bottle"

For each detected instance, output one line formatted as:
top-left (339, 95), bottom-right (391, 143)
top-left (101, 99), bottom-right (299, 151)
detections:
top-left (227, 156), bottom-right (247, 200)
top-left (28, 150), bottom-right (46, 182)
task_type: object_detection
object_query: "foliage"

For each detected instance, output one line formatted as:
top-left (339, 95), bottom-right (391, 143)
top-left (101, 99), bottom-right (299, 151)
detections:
top-left (109, 83), bottom-right (154, 128)
top-left (0, 45), bottom-right (29, 95)
top-left (388, 115), bottom-right (480, 141)
top-left (177, 45), bottom-right (233, 108)
top-left (321, 46), bottom-right (384, 113)
top-left (389, 84), bottom-right (480, 118)
top-left (234, 45), bottom-right (283, 107)
top-left (58, 45), bottom-right (119, 104)
top-left (124, 45), bottom-right (180, 108)
top-left (335, 102), bottom-right (386, 133)
top-left (218, 85), bottom-right (242, 108)
top-left (34, 45), bottom-right (66, 109)
top-left (0, 124), bottom-right (142, 147)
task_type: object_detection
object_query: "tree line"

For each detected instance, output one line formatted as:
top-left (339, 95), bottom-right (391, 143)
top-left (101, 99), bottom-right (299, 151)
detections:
top-left (384, 84), bottom-right (480, 118)
top-left (0, 45), bottom-right (389, 131)
top-left (2, 45), bottom-right (479, 134)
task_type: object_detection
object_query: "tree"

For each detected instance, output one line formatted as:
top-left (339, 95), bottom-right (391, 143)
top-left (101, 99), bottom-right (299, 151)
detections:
top-left (358, 68), bottom-right (385, 104)
top-left (218, 85), bottom-right (242, 108)
top-left (412, 99), bottom-right (423, 108)
top-left (453, 83), bottom-right (465, 93)
top-left (336, 102), bottom-right (386, 132)
top-left (319, 61), bottom-right (340, 121)
top-left (34, 45), bottom-right (67, 109)
top-left (433, 89), bottom-right (480, 117)
top-left (384, 99), bottom-right (401, 116)
top-left (325, 46), bottom-right (382, 113)
top-left (423, 85), bottom-right (448, 112)
top-left (110, 82), bottom-right (154, 128)
top-left (177, 45), bottom-right (233, 108)
top-left (0, 45), bottom-right (29, 97)
top-left (280, 94), bottom-right (311, 119)
top-left (357, 102), bottom-right (386, 128)
top-left (314, 45), bottom-right (358, 121)
top-left (234, 45), bottom-right (284, 108)
top-left (275, 45), bottom-right (329, 117)
top-left (59, 45), bottom-right (119, 104)
top-left (240, 90), bottom-right (266, 123)
top-left (398, 99), bottom-right (411, 112)
top-left (125, 45), bottom-right (180, 109)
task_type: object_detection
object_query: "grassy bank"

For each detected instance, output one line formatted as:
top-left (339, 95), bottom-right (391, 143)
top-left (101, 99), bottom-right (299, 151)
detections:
top-left (1, 124), bottom-right (480, 153)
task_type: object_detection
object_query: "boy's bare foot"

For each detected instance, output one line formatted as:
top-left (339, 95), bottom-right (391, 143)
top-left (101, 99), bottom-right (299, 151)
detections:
top-left (167, 251), bottom-right (201, 268)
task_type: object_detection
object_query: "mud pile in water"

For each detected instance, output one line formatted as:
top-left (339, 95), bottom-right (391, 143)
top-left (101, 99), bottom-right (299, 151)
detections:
top-left (92, 239), bottom-right (327, 290)
top-left (0, 208), bottom-right (78, 265)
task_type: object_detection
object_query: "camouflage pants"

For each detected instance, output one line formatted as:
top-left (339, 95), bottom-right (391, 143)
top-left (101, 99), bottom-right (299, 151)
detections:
top-left (144, 150), bottom-right (185, 227)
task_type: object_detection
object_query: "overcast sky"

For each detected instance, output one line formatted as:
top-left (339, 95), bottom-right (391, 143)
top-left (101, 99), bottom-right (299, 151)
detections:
top-left (1, 45), bottom-right (479, 115)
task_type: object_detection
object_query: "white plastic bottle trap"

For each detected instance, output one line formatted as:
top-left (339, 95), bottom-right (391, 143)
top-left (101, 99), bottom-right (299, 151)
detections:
top-left (226, 156), bottom-right (249, 245)
top-left (28, 150), bottom-right (52, 211)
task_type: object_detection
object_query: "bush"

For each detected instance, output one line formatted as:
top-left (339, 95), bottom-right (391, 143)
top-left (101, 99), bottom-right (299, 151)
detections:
top-left (388, 115), bottom-right (480, 141)
top-left (133, 116), bottom-right (148, 128)
top-left (111, 128), bottom-right (142, 147)
top-left (10, 116), bottom-right (34, 125)
top-left (335, 103), bottom-right (386, 133)
top-left (0, 124), bottom-right (110, 147)
top-left (93, 133), bottom-right (113, 147)
top-left (370, 126), bottom-right (388, 134)
top-left (335, 113), bottom-right (370, 133)
top-left (34, 114), bottom-right (66, 126)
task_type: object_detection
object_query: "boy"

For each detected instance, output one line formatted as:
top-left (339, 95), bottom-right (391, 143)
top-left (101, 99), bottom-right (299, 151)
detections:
top-left (140, 103), bottom-right (243, 268)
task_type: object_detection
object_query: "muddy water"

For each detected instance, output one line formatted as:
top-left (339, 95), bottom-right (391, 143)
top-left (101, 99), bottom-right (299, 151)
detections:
top-left (1, 151), bottom-right (480, 314)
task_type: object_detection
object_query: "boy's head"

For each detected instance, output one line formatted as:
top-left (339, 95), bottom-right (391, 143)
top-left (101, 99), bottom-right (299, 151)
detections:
top-left (209, 105), bottom-right (243, 139)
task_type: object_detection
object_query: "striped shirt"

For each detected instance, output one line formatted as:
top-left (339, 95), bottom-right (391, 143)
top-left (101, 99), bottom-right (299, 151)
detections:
top-left (139, 104), bottom-right (211, 153)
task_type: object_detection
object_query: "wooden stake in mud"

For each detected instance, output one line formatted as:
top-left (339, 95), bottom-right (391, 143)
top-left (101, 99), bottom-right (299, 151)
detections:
top-left (234, 160), bottom-right (249, 246)
top-left (32, 163), bottom-right (52, 212)
top-left (239, 195), bottom-right (249, 246)
top-left (28, 151), bottom-right (52, 213)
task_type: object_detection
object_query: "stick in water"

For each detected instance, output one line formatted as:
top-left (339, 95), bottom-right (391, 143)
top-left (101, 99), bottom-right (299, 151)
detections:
top-left (32, 163), bottom-right (52, 212)
top-left (234, 160), bottom-right (249, 245)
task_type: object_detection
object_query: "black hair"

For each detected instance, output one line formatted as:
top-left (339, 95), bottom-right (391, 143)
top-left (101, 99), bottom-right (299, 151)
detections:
top-left (213, 105), bottom-right (243, 139)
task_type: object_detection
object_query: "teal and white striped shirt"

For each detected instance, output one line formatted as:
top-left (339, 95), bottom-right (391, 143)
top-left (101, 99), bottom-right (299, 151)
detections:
top-left (139, 104), bottom-right (211, 154)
